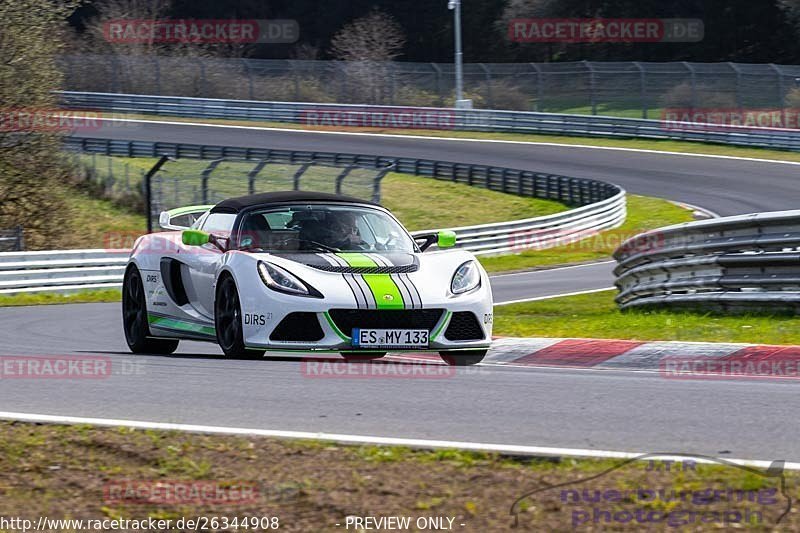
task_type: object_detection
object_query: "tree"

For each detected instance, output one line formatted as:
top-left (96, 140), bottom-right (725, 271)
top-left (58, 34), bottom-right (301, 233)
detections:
top-left (0, 0), bottom-right (79, 249)
top-left (329, 9), bottom-right (406, 104)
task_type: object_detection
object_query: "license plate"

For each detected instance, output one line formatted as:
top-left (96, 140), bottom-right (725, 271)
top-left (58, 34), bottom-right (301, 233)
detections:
top-left (352, 329), bottom-right (429, 348)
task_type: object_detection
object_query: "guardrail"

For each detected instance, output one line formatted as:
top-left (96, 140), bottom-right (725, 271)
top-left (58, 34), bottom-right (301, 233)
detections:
top-left (8, 138), bottom-right (625, 294)
top-left (0, 226), bottom-right (24, 252)
top-left (61, 91), bottom-right (800, 151)
top-left (613, 210), bottom-right (800, 312)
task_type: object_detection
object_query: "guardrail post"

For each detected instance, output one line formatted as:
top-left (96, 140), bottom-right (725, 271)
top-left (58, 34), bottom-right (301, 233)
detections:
top-left (15, 225), bottom-right (24, 251)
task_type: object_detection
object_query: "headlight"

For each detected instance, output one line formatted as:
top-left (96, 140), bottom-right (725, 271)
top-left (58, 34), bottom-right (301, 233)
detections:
top-left (258, 261), bottom-right (310, 295)
top-left (451, 260), bottom-right (481, 294)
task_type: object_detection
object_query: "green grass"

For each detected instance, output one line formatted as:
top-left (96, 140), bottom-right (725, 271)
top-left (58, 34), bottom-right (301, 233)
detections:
top-left (494, 290), bottom-right (800, 345)
top-left (124, 113), bottom-right (800, 163)
top-left (65, 155), bottom-right (570, 246)
top-left (0, 289), bottom-right (122, 307)
top-left (479, 194), bottom-right (695, 273)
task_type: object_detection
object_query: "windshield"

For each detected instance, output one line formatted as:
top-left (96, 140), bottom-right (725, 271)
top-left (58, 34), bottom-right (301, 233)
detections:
top-left (236, 205), bottom-right (416, 253)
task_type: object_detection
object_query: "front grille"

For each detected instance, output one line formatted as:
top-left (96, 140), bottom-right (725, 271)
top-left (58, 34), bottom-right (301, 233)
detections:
top-left (329, 309), bottom-right (444, 334)
top-left (270, 312), bottom-right (324, 342)
top-left (309, 264), bottom-right (418, 274)
top-left (444, 312), bottom-right (484, 341)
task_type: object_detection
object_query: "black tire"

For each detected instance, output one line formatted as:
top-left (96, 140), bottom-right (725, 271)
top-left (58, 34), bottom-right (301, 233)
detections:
top-left (215, 275), bottom-right (265, 360)
top-left (439, 350), bottom-right (487, 366)
top-left (122, 266), bottom-right (179, 354)
top-left (340, 352), bottom-right (387, 361)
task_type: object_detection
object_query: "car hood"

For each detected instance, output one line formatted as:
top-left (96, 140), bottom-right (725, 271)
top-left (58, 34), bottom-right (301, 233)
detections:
top-left (267, 252), bottom-right (419, 273)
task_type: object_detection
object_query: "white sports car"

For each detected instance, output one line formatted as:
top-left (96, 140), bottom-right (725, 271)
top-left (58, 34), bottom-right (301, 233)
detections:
top-left (122, 191), bottom-right (493, 365)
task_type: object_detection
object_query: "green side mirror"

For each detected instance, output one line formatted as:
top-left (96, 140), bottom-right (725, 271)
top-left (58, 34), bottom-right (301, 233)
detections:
top-left (437, 230), bottom-right (457, 248)
top-left (182, 229), bottom-right (210, 246)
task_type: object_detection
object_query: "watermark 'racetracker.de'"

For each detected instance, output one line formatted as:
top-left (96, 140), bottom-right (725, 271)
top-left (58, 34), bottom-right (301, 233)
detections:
top-left (104, 19), bottom-right (299, 44)
top-left (509, 18), bottom-right (704, 43)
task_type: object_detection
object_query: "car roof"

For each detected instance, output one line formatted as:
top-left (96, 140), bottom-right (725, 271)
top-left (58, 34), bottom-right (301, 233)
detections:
top-left (210, 191), bottom-right (380, 214)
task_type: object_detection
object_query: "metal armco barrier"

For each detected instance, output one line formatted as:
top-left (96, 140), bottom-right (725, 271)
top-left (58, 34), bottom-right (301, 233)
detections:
top-left (61, 91), bottom-right (800, 151)
top-left (0, 249), bottom-right (129, 294)
top-left (614, 210), bottom-right (800, 312)
top-left (9, 138), bottom-right (626, 294)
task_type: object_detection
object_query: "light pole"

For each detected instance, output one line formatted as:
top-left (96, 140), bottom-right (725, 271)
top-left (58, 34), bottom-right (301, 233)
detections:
top-left (448, 0), bottom-right (470, 109)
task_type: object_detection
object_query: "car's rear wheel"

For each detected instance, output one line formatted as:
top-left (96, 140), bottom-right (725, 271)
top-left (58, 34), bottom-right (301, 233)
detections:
top-left (439, 350), bottom-right (487, 366)
top-left (215, 275), bottom-right (265, 360)
top-left (122, 266), bottom-right (179, 354)
top-left (340, 352), bottom-right (387, 361)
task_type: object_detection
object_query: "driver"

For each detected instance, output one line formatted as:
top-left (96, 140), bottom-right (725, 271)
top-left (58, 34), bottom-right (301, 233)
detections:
top-left (328, 211), bottom-right (366, 249)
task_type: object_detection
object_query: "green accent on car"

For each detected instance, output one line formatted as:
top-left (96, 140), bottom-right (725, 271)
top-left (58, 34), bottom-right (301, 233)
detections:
top-left (167, 205), bottom-right (214, 218)
top-left (431, 310), bottom-right (452, 341)
top-left (437, 230), bottom-right (457, 248)
top-left (336, 253), bottom-right (405, 310)
top-left (182, 229), bottom-right (210, 246)
top-left (323, 311), bottom-right (350, 341)
top-left (148, 314), bottom-right (216, 337)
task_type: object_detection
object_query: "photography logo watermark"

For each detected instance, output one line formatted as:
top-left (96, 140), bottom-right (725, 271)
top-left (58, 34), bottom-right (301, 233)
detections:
top-left (0, 356), bottom-right (111, 379)
top-left (301, 359), bottom-right (457, 379)
top-left (508, 227), bottom-right (664, 254)
top-left (0, 109), bottom-right (104, 133)
top-left (509, 18), bottom-right (704, 43)
top-left (103, 480), bottom-right (260, 505)
top-left (510, 453), bottom-right (791, 529)
top-left (301, 108), bottom-right (457, 130)
top-left (0, 355), bottom-right (144, 379)
top-left (103, 19), bottom-right (299, 44)
top-left (660, 355), bottom-right (800, 380)
top-left (662, 108), bottom-right (800, 132)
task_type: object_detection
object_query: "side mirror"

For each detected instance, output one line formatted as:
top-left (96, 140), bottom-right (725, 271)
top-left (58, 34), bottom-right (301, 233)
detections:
top-left (182, 229), bottom-right (210, 246)
top-left (437, 230), bottom-right (457, 248)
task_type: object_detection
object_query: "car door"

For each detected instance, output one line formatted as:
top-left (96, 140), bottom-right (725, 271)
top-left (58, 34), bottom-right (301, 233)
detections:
top-left (179, 212), bottom-right (236, 319)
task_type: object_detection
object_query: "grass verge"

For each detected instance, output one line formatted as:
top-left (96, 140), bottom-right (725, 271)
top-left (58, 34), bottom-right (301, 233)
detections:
top-left (0, 421), bottom-right (795, 531)
top-left (494, 289), bottom-right (800, 345)
top-left (0, 289), bottom-right (121, 307)
top-left (479, 194), bottom-right (695, 273)
top-left (122, 113), bottom-right (800, 164)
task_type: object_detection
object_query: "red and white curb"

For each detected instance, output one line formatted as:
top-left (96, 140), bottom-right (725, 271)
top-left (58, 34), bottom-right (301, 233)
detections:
top-left (393, 337), bottom-right (800, 379)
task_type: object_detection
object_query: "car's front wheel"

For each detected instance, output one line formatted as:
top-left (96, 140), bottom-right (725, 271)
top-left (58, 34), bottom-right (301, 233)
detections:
top-left (215, 274), bottom-right (265, 360)
top-left (439, 350), bottom-right (487, 366)
top-left (122, 266), bottom-right (179, 354)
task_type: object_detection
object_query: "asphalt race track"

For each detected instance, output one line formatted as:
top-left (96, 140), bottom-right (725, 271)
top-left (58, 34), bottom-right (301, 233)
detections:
top-left (2, 121), bottom-right (798, 461)
top-left (2, 302), bottom-right (800, 461)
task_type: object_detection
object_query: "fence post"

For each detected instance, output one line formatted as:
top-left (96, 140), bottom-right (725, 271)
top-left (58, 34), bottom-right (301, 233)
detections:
top-left (293, 163), bottom-right (311, 190)
top-left (372, 163), bottom-right (395, 203)
top-left (479, 63), bottom-right (492, 108)
top-left (431, 63), bottom-right (444, 106)
top-left (769, 64), bottom-right (784, 108)
top-left (200, 160), bottom-right (223, 204)
top-left (243, 59), bottom-right (254, 100)
top-left (530, 63), bottom-right (542, 111)
top-left (247, 160), bottom-right (268, 195)
top-left (144, 156), bottom-right (170, 234)
top-left (15, 225), bottom-right (24, 252)
top-left (729, 62), bottom-right (743, 109)
top-left (633, 61), bottom-right (647, 119)
top-left (335, 165), bottom-right (355, 195)
top-left (683, 62), bottom-right (697, 111)
top-left (584, 61), bottom-right (597, 115)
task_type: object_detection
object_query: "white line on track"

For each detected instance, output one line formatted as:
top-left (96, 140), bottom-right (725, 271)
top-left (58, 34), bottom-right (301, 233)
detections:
top-left (0, 410), bottom-right (796, 470)
top-left (97, 116), bottom-right (800, 167)
top-left (494, 287), bottom-right (615, 306)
